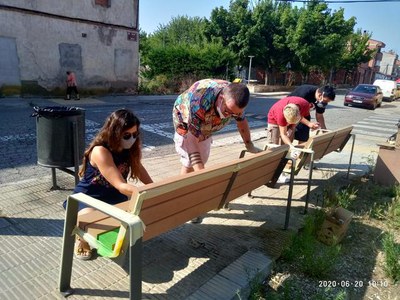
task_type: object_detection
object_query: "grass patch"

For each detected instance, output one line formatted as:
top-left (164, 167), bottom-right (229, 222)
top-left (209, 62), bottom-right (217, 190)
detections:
top-left (382, 231), bottom-right (400, 283)
top-left (282, 211), bottom-right (341, 279)
top-left (250, 176), bottom-right (400, 299)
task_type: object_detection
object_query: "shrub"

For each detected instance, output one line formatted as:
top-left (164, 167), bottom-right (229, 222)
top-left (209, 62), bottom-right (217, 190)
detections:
top-left (323, 184), bottom-right (357, 209)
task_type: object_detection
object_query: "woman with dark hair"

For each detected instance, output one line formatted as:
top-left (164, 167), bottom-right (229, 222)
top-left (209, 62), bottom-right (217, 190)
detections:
top-left (63, 108), bottom-right (153, 260)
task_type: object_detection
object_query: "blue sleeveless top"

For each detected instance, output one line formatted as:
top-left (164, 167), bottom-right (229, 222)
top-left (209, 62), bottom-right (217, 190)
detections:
top-left (63, 147), bottom-right (131, 210)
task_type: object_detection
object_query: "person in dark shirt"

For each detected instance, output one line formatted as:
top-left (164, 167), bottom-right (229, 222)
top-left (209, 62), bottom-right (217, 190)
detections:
top-left (290, 85), bottom-right (335, 144)
top-left (63, 109), bottom-right (153, 260)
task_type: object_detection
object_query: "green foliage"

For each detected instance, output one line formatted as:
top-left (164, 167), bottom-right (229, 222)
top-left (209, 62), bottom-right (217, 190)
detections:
top-left (141, 43), bottom-right (234, 80)
top-left (367, 185), bottom-right (400, 228)
top-left (339, 29), bottom-right (374, 71)
top-left (140, 0), bottom-right (371, 85)
top-left (138, 75), bottom-right (177, 95)
top-left (369, 202), bottom-right (389, 220)
top-left (282, 210), bottom-right (341, 278)
top-left (247, 272), bottom-right (266, 300)
top-left (361, 153), bottom-right (377, 175)
top-left (386, 186), bottom-right (400, 229)
top-left (323, 185), bottom-right (358, 209)
top-left (285, 1), bottom-right (355, 77)
top-left (0, 85), bottom-right (21, 97)
top-left (382, 231), bottom-right (400, 282)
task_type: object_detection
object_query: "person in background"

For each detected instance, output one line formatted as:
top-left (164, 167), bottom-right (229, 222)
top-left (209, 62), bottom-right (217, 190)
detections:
top-left (266, 96), bottom-right (319, 147)
top-left (63, 109), bottom-right (153, 260)
top-left (65, 71), bottom-right (80, 100)
top-left (289, 85), bottom-right (336, 144)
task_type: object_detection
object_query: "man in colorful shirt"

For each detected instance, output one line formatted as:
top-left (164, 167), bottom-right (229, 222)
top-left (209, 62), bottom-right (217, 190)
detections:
top-left (173, 79), bottom-right (260, 175)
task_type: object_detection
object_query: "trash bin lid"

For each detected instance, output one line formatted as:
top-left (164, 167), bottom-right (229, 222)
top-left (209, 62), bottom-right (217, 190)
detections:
top-left (31, 106), bottom-right (85, 118)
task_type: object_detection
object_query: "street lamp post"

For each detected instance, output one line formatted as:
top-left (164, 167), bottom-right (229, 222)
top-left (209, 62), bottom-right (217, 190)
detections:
top-left (285, 61), bottom-right (291, 85)
top-left (248, 56), bottom-right (254, 83)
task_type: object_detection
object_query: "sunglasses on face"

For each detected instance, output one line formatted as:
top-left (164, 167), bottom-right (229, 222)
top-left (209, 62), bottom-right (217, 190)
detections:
top-left (222, 100), bottom-right (242, 118)
top-left (122, 131), bottom-right (139, 140)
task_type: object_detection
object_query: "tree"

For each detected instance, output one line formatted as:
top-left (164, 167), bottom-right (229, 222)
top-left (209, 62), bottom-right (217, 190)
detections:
top-left (140, 16), bottom-right (236, 82)
top-left (339, 30), bottom-right (374, 84)
top-left (206, 0), bottom-right (254, 67)
top-left (285, 1), bottom-right (355, 82)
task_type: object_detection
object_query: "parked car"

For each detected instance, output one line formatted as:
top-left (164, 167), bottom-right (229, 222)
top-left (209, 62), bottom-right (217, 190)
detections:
top-left (344, 84), bottom-right (383, 110)
top-left (396, 82), bottom-right (400, 99)
top-left (372, 79), bottom-right (397, 101)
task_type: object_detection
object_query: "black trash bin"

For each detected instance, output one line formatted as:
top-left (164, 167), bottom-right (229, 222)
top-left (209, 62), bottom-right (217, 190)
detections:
top-left (33, 106), bottom-right (85, 168)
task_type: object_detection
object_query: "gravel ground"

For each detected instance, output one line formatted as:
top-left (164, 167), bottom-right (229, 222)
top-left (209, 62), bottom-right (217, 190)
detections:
top-left (260, 176), bottom-right (400, 300)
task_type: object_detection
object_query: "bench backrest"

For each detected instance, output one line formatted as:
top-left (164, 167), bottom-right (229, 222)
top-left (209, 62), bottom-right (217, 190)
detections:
top-left (323, 126), bottom-right (353, 155)
top-left (78, 145), bottom-right (289, 255)
top-left (293, 126), bottom-right (353, 173)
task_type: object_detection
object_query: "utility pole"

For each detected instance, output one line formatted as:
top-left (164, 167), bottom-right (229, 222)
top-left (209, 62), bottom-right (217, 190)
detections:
top-left (248, 56), bottom-right (254, 83)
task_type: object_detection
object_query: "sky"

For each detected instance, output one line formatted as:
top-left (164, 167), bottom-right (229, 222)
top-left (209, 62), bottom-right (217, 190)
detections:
top-left (139, 0), bottom-right (400, 54)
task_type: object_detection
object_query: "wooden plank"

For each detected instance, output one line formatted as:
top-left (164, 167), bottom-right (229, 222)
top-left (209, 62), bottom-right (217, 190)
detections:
top-left (142, 196), bottom-right (223, 241)
top-left (227, 161), bottom-right (280, 200)
top-left (139, 178), bottom-right (230, 225)
top-left (299, 132), bottom-right (334, 164)
top-left (324, 126), bottom-right (353, 154)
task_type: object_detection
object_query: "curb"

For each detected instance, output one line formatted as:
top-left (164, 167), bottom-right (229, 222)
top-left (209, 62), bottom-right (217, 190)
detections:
top-left (187, 250), bottom-right (272, 300)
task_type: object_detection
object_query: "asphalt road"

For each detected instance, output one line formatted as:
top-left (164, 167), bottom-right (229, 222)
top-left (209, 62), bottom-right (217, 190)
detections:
top-left (0, 92), bottom-right (399, 184)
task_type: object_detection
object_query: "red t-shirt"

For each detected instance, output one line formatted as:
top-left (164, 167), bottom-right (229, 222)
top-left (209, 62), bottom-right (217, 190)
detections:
top-left (67, 72), bottom-right (77, 87)
top-left (267, 96), bottom-right (310, 126)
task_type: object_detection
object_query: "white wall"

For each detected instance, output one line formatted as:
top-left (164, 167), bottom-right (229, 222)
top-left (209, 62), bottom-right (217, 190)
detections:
top-left (380, 52), bottom-right (397, 76)
top-left (0, 0), bottom-right (139, 92)
top-left (0, 0), bottom-right (137, 27)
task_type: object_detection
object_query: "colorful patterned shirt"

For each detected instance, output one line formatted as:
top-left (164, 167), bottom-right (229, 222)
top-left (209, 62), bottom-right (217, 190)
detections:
top-left (172, 79), bottom-right (244, 141)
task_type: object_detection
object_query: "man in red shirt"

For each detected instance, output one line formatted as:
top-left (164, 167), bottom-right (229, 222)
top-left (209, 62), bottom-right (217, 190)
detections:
top-left (267, 96), bottom-right (319, 147)
top-left (66, 71), bottom-right (80, 100)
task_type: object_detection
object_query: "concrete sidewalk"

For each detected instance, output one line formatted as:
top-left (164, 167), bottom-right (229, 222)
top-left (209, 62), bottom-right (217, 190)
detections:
top-left (0, 130), bottom-right (373, 299)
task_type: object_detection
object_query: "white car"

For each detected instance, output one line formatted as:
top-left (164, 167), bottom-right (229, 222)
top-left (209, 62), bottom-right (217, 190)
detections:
top-left (373, 79), bottom-right (397, 101)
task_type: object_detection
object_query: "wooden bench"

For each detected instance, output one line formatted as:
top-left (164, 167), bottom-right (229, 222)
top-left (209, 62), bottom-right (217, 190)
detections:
top-left (59, 145), bottom-right (295, 300)
top-left (261, 126), bottom-right (355, 214)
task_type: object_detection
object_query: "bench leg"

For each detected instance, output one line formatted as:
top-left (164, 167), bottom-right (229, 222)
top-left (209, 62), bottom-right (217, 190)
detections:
top-left (345, 134), bottom-right (356, 179)
top-left (303, 153), bottom-right (315, 214)
top-left (129, 236), bottom-right (142, 300)
top-left (59, 198), bottom-right (79, 296)
top-left (284, 158), bottom-right (295, 230)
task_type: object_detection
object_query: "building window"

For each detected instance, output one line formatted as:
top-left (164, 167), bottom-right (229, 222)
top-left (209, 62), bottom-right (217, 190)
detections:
top-left (95, 0), bottom-right (110, 8)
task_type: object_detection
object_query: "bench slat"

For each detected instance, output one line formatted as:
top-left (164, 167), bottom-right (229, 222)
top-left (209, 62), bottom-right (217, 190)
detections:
top-left (324, 126), bottom-right (353, 154)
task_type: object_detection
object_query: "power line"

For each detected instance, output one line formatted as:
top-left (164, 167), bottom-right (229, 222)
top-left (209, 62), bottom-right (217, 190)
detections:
top-left (277, 0), bottom-right (400, 3)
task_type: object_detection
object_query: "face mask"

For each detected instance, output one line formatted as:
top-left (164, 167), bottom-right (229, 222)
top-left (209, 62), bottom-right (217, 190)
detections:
top-left (216, 102), bottom-right (228, 119)
top-left (121, 136), bottom-right (137, 149)
top-left (316, 101), bottom-right (328, 109)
